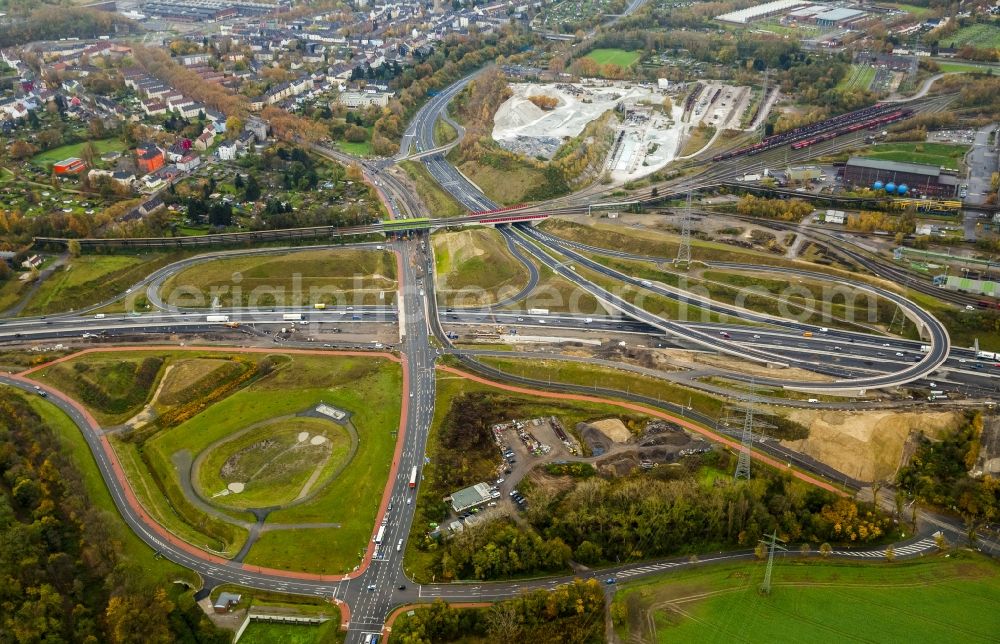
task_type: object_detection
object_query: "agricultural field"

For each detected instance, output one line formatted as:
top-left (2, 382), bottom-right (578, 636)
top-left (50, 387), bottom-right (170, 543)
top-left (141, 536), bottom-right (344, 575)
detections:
top-left (584, 48), bottom-right (641, 68)
top-left (859, 141), bottom-right (969, 170)
top-left (944, 23), bottom-right (1000, 51)
top-left (836, 64), bottom-right (876, 92)
top-left (612, 553), bottom-right (1000, 642)
top-left (157, 248), bottom-right (398, 308)
top-left (37, 350), bottom-right (402, 573)
top-left (432, 227), bottom-right (531, 306)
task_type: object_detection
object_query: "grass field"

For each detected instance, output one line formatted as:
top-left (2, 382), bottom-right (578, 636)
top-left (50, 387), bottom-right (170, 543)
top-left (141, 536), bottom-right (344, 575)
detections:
top-left (32, 138), bottom-right (126, 168)
top-left (613, 553), bottom-right (1000, 643)
top-left (195, 417), bottom-right (351, 510)
top-left (157, 248), bottom-right (397, 308)
top-left (23, 251), bottom-right (189, 316)
top-left (433, 228), bottom-right (531, 306)
top-left (238, 622), bottom-right (324, 644)
top-left (399, 160), bottom-right (467, 218)
top-left (40, 350), bottom-right (401, 572)
top-left (887, 2), bottom-right (933, 17)
top-left (585, 48), bottom-right (641, 68)
top-left (938, 61), bottom-right (994, 73)
top-left (860, 141), bottom-right (969, 170)
top-left (946, 23), bottom-right (1000, 50)
top-left (23, 392), bottom-right (194, 585)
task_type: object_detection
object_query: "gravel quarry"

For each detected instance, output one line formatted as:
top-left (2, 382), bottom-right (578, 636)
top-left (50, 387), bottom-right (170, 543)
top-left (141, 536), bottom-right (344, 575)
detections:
top-left (492, 80), bottom-right (751, 183)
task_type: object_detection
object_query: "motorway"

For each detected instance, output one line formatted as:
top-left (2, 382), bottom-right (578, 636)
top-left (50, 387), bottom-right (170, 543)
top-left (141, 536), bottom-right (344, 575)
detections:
top-left (5, 66), bottom-right (997, 642)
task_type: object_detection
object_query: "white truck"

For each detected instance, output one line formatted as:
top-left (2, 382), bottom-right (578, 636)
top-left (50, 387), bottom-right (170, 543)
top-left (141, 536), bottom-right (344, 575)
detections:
top-left (640, 280), bottom-right (652, 287)
top-left (282, 313), bottom-right (303, 322)
top-left (206, 315), bottom-right (230, 323)
top-left (527, 308), bottom-right (549, 315)
top-left (920, 345), bottom-right (932, 353)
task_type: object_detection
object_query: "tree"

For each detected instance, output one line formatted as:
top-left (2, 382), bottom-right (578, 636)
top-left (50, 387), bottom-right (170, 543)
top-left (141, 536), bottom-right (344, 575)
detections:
top-left (819, 542), bottom-right (832, 557)
top-left (243, 174), bottom-right (261, 201)
top-left (105, 588), bottom-right (175, 644)
top-left (934, 532), bottom-right (949, 551)
top-left (884, 545), bottom-right (895, 563)
top-left (485, 601), bottom-right (522, 640)
top-left (67, 239), bottom-right (81, 257)
top-left (754, 542), bottom-right (767, 560)
top-left (225, 116), bottom-right (243, 140)
top-left (9, 140), bottom-right (37, 160)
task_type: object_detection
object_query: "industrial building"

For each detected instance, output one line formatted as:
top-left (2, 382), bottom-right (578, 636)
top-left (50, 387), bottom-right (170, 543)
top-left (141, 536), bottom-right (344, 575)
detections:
top-left (842, 156), bottom-right (958, 197)
top-left (449, 482), bottom-right (493, 513)
top-left (715, 0), bottom-right (808, 24)
top-left (52, 157), bottom-right (86, 174)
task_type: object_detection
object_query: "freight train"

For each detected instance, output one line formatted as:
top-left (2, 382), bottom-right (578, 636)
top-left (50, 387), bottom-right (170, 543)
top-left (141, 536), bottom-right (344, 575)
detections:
top-left (711, 103), bottom-right (910, 162)
top-left (789, 109), bottom-right (913, 150)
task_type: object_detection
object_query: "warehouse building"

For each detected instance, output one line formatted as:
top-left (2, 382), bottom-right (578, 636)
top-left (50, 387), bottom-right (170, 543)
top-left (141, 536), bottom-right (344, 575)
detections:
top-left (842, 157), bottom-right (958, 197)
top-left (449, 482), bottom-right (493, 513)
top-left (715, 0), bottom-right (808, 24)
top-left (813, 7), bottom-right (867, 27)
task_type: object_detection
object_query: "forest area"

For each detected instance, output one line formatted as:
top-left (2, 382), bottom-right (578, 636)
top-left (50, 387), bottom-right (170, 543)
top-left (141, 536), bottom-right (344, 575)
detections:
top-left (898, 411), bottom-right (1000, 540)
top-left (391, 579), bottom-right (606, 644)
top-left (0, 7), bottom-right (139, 48)
top-left (0, 390), bottom-right (228, 643)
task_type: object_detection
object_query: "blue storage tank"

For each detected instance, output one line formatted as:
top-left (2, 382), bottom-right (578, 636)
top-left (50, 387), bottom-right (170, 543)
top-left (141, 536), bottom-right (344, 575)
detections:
top-left (885, 182), bottom-right (897, 194)
top-left (873, 181), bottom-right (884, 191)
top-left (897, 184), bottom-right (908, 195)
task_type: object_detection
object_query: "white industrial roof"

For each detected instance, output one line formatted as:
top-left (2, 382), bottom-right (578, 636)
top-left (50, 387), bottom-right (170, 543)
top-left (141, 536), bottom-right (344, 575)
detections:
top-left (715, 0), bottom-right (808, 24)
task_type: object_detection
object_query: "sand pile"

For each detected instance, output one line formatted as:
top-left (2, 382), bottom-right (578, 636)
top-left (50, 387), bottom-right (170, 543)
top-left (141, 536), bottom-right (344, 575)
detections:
top-left (588, 418), bottom-right (631, 443)
top-left (781, 409), bottom-right (960, 482)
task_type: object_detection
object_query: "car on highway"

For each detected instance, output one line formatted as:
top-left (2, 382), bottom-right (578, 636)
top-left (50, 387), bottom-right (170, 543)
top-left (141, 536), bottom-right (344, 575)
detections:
top-left (719, 331), bottom-right (731, 339)
top-left (605, 578), bottom-right (617, 585)
top-left (398, 585), bottom-right (406, 591)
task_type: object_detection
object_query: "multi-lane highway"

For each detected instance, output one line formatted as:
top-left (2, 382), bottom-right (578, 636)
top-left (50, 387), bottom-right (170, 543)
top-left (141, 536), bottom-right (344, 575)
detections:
top-left (6, 67), bottom-right (995, 642)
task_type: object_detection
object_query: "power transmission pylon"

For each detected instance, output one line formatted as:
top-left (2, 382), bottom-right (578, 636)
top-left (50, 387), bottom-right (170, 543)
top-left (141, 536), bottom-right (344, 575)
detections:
top-left (759, 531), bottom-right (787, 594)
top-left (675, 192), bottom-right (692, 266)
top-left (734, 395), bottom-right (754, 480)
top-left (716, 383), bottom-right (773, 481)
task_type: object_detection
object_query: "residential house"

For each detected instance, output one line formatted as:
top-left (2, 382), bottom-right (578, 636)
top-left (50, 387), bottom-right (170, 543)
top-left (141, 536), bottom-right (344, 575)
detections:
top-left (194, 131), bottom-right (215, 151)
top-left (136, 143), bottom-right (165, 174)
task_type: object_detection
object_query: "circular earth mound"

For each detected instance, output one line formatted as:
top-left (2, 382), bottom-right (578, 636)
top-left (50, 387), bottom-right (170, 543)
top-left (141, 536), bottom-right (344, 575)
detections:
top-left (195, 417), bottom-right (351, 510)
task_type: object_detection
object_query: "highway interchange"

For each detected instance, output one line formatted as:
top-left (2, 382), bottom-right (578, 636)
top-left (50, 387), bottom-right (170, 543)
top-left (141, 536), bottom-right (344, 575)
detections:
top-left (6, 65), bottom-right (1000, 642)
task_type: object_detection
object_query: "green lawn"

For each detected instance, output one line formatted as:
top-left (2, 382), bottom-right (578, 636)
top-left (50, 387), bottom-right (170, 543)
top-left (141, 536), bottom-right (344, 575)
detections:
top-left (861, 141), bottom-right (968, 170)
top-left (613, 553), bottom-right (1000, 642)
top-left (337, 139), bottom-right (372, 156)
top-left (938, 61), bottom-right (993, 74)
top-left (886, 2), bottom-right (933, 17)
top-left (195, 417), bottom-right (352, 510)
top-left (585, 48), bottom-right (641, 68)
top-left (32, 138), bottom-right (126, 168)
top-left (238, 622), bottom-right (324, 644)
top-left (38, 350), bottom-right (402, 573)
top-left (945, 23), bottom-right (1000, 50)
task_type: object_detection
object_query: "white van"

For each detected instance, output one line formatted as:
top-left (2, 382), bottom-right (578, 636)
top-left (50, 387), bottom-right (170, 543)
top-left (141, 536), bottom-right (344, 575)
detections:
top-left (396, 539), bottom-right (403, 552)
top-left (94, 313), bottom-right (105, 319)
